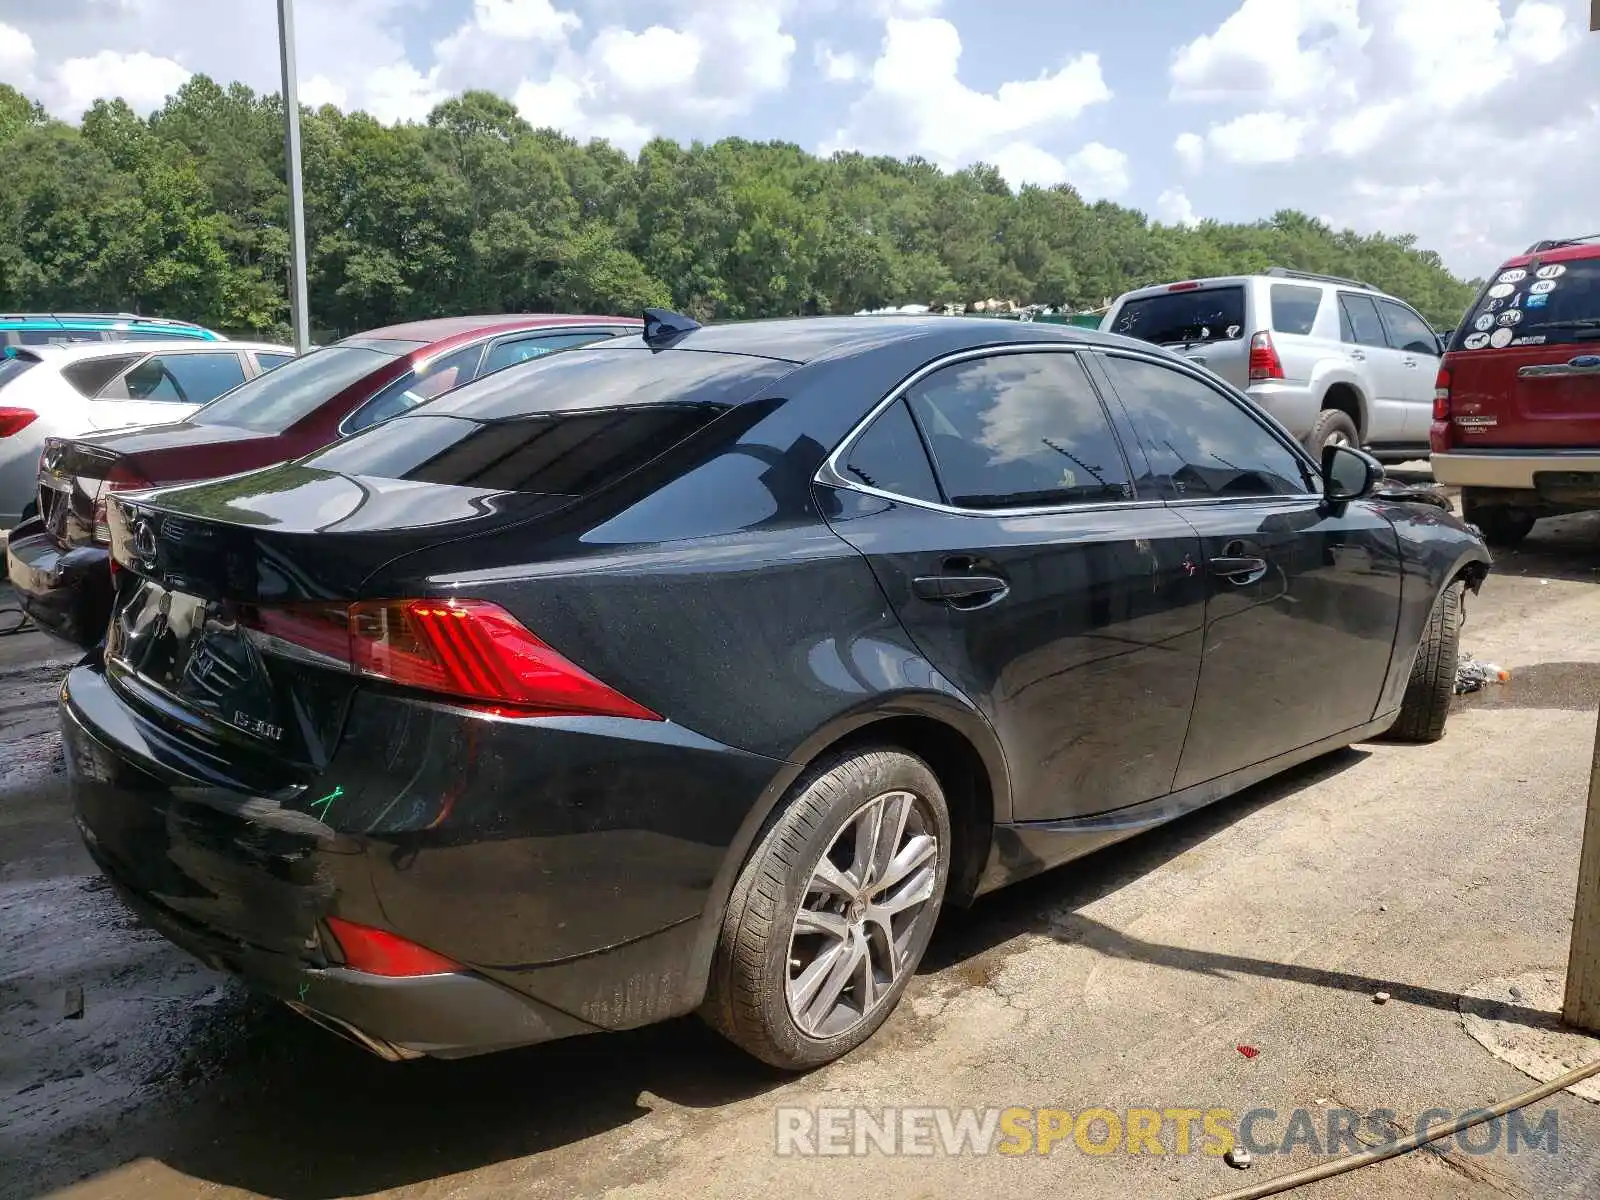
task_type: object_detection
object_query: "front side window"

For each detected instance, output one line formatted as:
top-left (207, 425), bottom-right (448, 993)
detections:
top-left (843, 398), bottom-right (940, 504)
top-left (1100, 355), bottom-right (1315, 498)
top-left (1377, 300), bottom-right (1439, 356)
top-left (1338, 293), bottom-right (1388, 348)
top-left (903, 352), bottom-right (1132, 509)
top-left (113, 353), bottom-right (246, 403)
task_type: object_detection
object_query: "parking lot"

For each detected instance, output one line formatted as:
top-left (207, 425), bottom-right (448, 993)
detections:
top-left (1, 506), bottom-right (1598, 1200)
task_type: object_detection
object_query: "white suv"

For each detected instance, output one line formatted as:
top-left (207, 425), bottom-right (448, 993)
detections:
top-left (0, 338), bottom-right (292, 526)
top-left (1101, 268), bottom-right (1445, 460)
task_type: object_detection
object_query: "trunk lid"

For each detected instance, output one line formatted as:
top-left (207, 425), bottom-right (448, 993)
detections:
top-left (1445, 247), bottom-right (1600, 449)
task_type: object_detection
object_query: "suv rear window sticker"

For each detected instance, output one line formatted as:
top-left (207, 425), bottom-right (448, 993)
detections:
top-left (1498, 268), bottom-right (1528, 284)
top-left (1530, 279), bottom-right (1559, 295)
top-left (1473, 313), bottom-right (1497, 332)
top-left (1464, 332), bottom-right (1491, 349)
top-left (1535, 264), bottom-right (1566, 280)
top-left (1488, 282), bottom-right (1515, 298)
top-left (1490, 327), bottom-right (1515, 348)
top-left (1497, 308), bottom-right (1524, 326)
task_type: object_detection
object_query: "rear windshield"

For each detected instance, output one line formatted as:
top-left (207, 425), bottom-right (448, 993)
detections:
top-left (1109, 286), bottom-right (1246, 347)
top-left (191, 345), bottom-right (390, 432)
top-left (303, 347), bottom-right (796, 495)
top-left (0, 351), bottom-right (39, 387)
top-left (1455, 256), bottom-right (1600, 351)
top-left (1270, 284), bottom-right (1323, 335)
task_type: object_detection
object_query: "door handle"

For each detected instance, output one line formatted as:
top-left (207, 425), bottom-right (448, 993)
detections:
top-left (1210, 555), bottom-right (1269, 584)
top-left (1349, 350), bottom-right (1366, 361)
top-left (913, 574), bottom-right (1010, 604)
top-left (1403, 358), bottom-right (1418, 368)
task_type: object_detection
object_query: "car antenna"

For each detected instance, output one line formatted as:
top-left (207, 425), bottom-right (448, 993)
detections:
top-left (642, 307), bottom-right (700, 346)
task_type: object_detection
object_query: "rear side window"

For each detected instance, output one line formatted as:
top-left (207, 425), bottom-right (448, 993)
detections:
top-left (112, 353), bottom-right (246, 403)
top-left (1377, 300), bottom-right (1439, 355)
top-left (343, 344), bottom-right (484, 434)
top-left (844, 398), bottom-right (940, 504)
top-left (480, 331), bottom-right (613, 376)
top-left (1100, 355), bottom-right (1315, 498)
top-left (0, 352), bottom-right (39, 387)
top-left (255, 352), bottom-right (294, 371)
top-left (306, 347), bottom-right (796, 496)
top-left (904, 352), bottom-right (1132, 508)
top-left (61, 354), bottom-right (140, 398)
top-left (1338, 293), bottom-right (1387, 348)
top-left (18, 329), bottom-right (101, 346)
top-left (1456, 257), bottom-right (1600, 350)
top-left (1110, 286), bottom-right (1246, 347)
top-left (1269, 285), bottom-right (1323, 335)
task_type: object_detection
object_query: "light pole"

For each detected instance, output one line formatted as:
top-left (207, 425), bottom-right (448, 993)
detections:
top-left (277, 0), bottom-right (311, 353)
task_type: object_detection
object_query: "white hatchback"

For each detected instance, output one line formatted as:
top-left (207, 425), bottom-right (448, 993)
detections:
top-left (0, 338), bottom-right (293, 526)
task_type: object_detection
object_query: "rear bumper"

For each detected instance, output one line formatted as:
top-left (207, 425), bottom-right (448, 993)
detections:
top-left (1243, 382), bottom-right (1319, 438)
top-left (61, 660), bottom-right (781, 1057)
top-left (5, 519), bottom-right (113, 647)
top-left (1431, 450), bottom-right (1600, 496)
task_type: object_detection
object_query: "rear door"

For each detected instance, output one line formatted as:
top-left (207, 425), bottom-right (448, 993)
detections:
top-left (820, 347), bottom-right (1208, 821)
top-left (1337, 292), bottom-right (1407, 442)
top-left (1094, 350), bottom-right (1403, 788)
top-left (1375, 297), bottom-right (1442, 441)
top-left (1105, 284), bottom-right (1251, 389)
top-left (88, 350), bottom-right (248, 430)
top-left (1449, 253), bottom-right (1600, 448)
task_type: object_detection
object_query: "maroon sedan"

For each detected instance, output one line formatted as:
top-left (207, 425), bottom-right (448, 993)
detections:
top-left (7, 313), bottom-right (640, 645)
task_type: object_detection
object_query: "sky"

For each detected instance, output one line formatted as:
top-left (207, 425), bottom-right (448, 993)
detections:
top-left (0, 0), bottom-right (1596, 280)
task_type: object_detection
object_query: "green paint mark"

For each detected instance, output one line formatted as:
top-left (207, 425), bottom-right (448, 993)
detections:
top-left (309, 786), bottom-right (344, 820)
top-left (297, 982), bottom-right (309, 1002)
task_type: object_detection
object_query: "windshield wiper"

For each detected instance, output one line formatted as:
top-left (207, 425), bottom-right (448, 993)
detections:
top-left (1525, 318), bottom-right (1600, 330)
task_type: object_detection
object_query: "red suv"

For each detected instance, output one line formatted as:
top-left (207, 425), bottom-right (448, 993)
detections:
top-left (7, 313), bottom-right (640, 645)
top-left (1432, 235), bottom-right (1600, 545)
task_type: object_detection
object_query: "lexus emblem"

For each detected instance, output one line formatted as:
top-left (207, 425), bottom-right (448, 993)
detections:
top-left (131, 517), bottom-right (158, 567)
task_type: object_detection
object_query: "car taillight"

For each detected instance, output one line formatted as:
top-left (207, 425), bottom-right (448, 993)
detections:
top-left (1248, 331), bottom-right (1285, 382)
top-left (324, 917), bottom-right (461, 977)
top-left (1433, 366), bottom-right (1451, 420)
top-left (250, 598), bottom-right (662, 721)
top-left (0, 407), bottom-right (37, 437)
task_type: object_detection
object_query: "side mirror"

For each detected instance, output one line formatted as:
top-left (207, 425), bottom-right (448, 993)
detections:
top-left (1323, 443), bottom-right (1384, 503)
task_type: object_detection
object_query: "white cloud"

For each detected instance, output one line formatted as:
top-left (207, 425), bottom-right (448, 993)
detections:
top-left (360, 61), bottom-right (447, 125)
top-left (1174, 131), bottom-right (1204, 171)
top-left (814, 42), bottom-right (862, 83)
top-left (1206, 111), bottom-right (1311, 164)
top-left (992, 142), bottom-right (1066, 189)
top-left (511, 75), bottom-right (653, 151)
top-left (1156, 188), bottom-right (1201, 229)
top-left (472, 0), bottom-right (581, 42)
top-left (298, 74), bottom-right (349, 111)
top-left (0, 21), bottom-right (37, 87)
top-left (1176, 0), bottom-right (1597, 273)
top-left (823, 17), bottom-right (1110, 173)
top-left (55, 51), bottom-right (192, 118)
top-left (1064, 141), bottom-right (1129, 199)
top-left (593, 26), bottom-right (702, 93)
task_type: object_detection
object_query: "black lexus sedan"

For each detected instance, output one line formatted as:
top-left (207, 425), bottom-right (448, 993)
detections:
top-left (64, 312), bottom-right (1490, 1070)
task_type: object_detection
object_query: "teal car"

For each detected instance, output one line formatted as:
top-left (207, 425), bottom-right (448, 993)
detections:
top-left (0, 313), bottom-right (225, 347)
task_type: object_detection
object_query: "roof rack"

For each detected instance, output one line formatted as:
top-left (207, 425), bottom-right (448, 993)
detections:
top-left (1264, 266), bottom-right (1377, 292)
top-left (0, 312), bottom-right (204, 327)
top-left (1525, 234), bottom-right (1600, 253)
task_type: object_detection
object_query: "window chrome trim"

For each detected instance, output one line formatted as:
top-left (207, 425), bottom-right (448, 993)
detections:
top-left (816, 343), bottom-right (1165, 519)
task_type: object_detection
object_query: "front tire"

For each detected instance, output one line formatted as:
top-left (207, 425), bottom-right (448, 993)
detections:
top-left (1305, 409), bottom-right (1360, 458)
top-left (1385, 583), bottom-right (1462, 743)
top-left (702, 747), bottom-right (951, 1070)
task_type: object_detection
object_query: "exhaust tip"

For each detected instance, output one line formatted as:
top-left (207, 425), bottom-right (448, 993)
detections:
top-left (285, 1000), bottom-right (424, 1062)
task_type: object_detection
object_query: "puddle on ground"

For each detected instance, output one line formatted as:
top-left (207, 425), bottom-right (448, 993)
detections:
top-left (1456, 661), bottom-right (1600, 712)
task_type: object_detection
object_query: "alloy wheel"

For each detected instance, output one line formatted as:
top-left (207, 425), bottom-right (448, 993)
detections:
top-left (785, 789), bottom-right (940, 1039)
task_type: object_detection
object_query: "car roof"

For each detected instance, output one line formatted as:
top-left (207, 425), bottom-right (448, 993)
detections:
top-left (1494, 241), bottom-right (1600, 269)
top-left (618, 314), bottom-right (1121, 365)
top-left (16, 339), bottom-right (291, 361)
top-left (356, 314), bottom-right (643, 345)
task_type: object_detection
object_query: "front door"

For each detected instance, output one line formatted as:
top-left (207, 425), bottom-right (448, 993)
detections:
top-left (820, 348), bottom-right (1208, 822)
top-left (1376, 297), bottom-right (1443, 442)
top-left (1093, 351), bottom-right (1404, 789)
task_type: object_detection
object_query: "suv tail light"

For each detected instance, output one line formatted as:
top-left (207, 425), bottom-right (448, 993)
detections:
top-left (249, 598), bottom-right (662, 721)
top-left (1248, 331), bottom-right (1285, 382)
top-left (1433, 366), bottom-right (1451, 421)
top-left (0, 407), bottom-right (37, 437)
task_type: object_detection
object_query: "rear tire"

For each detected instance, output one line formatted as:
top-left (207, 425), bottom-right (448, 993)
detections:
top-left (1461, 494), bottom-right (1535, 548)
top-left (1305, 409), bottom-right (1360, 458)
top-left (702, 747), bottom-right (951, 1070)
top-left (1385, 583), bottom-right (1462, 743)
